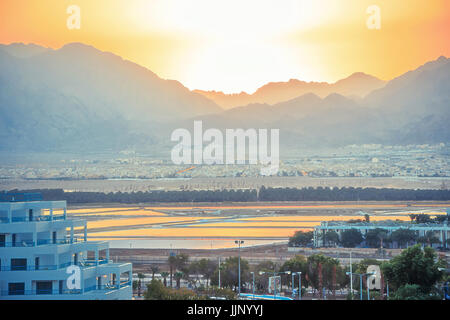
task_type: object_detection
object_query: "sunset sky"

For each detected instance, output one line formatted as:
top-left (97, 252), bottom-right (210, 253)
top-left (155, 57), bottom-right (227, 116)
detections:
top-left (1, 0), bottom-right (449, 93)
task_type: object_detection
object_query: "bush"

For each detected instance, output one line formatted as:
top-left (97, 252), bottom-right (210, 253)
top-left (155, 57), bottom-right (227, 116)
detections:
top-left (389, 284), bottom-right (442, 300)
top-left (144, 279), bottom-right (199, 300)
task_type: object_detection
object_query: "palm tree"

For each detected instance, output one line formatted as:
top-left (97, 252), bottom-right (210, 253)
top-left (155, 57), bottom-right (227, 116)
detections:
top-left (150, 265), bottom-right (160, 281)
top-left (417, 231), bottom-right (440, 247)
top-left (161, 272), bottom-right (169, 287)
top-left (137, 273), bottom-right (145, 297)
top-left (168, 255), bottom-right (177, 288)
top-left (377, 230), bottom-right (388, 248)
top-left (174, 272), bottom-right (183, 289)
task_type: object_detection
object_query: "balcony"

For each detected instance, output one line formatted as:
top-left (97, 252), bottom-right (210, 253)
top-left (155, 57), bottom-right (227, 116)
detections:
top-left (0, 281), bottom-right (131, 296)
top-left (2, 289), bottom-right (82, 296)
top-left (0, 215), bottom-right (65, 224)
top-left (84, 281), bottom-right (132, 292)
top-left (36, 238), bottom-right (80, 246)
top-left (77, 259), bottom-right (109, 267)
top-left (0, 240), bottom-right (35, 247)
top-left (0, 260), bottom-right (109, 271)
top-left (0, 238), bottom-right (81, 248)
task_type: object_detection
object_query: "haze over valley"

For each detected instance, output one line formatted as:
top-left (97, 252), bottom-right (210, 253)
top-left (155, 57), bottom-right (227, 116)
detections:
top-left (0, 42), bottom-right (449, 156)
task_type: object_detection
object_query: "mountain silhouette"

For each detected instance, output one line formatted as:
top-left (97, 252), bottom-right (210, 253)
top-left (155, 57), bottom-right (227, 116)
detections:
top-left (0, 42), bottom-right (221, 152)
top-left (0, 42), bottom-right (448, 154)
top-left (184, 56), bottom-right (450, 150)
top-left (194, 72), bottom-right (386, 109)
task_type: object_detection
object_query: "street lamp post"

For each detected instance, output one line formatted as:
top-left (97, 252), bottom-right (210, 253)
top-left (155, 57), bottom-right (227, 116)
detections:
top-left (235, 240), bottom-right (244, 297)
top-left (360, 275), bottom-right (363, 301)
top-left (292, 272), bottom-right (302, 300)
top-left (218, 256), bottom-right (221, 289)
top-left (250, 272), bottom-right (255, 299)
top-left (346, 271), bottom-right (375, 300)
top-left (298, 272), bottom-right (302, 300)
top-left (349, 251), bottom-right (353, 299)
top-left (291, 273), bottom-right (295, 296)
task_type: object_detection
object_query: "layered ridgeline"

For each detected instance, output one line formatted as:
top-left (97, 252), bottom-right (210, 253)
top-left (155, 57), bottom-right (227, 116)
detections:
top-left (0, 43), bottom-right (221, 152)
top-left (187, 56), bottom-right (450, 149)
top-left (194, 72), bottom-right (386, 109)
top-left (0, 42), bottom-right (449, 153)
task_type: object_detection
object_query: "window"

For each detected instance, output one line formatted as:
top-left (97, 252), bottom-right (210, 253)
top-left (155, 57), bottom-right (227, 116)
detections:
top-left (8, 283), bottom-right (25, 295)
top-left (36, 281), bottom-right (53, 295)
top-left (11, 258), bottom-right (27, 271)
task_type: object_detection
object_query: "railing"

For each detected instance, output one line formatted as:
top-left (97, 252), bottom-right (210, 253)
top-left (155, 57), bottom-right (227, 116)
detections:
top-left (0, 215), bottom-right (66, 224)
top-left (78, 259), bottom-right (109, 267)
top-left (11, 217), bottom-right (27, 222)
top-left (1, 262), bottom-right (74, 271)
top-left (2, 289), bottom-right (82, 296)
top-left (0, 260), bottom-right (107, 271)
top-left (1, 281), bottom-right (131, 296)
top-left (84, 281), bottom-right (132, 293)
top-left (0, 241), bottom-right (35, 247)
top-left (0, 238), bottom-right (80, 247)
top-left (33, 216), bottom-right (52, 222)
top-left (36, 238), bottom-right (79, 246)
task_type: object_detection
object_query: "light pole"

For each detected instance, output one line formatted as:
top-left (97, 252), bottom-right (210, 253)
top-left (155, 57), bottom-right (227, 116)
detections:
top-left (218, 256), bottom-right (221, 289)
top-left (292, 272), bottom-right (302, 300)
top-left (349, 252), bottom-right (353, 299)
top-left (346, 271), bottom-right (375, 300)
top-left (291, 272), bottom-right (295, 296)
top-left (250, 271), bottom-right (255, 299)
top-left (235, 240), bottom-right (244, 296)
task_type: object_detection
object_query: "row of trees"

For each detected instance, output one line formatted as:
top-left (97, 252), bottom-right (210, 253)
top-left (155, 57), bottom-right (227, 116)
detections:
top-left (8, 186), bottom-right (450, 203)
top-left (142, 245), bottom-right (448, 300)
top-left (289, 228), bottom-right (449, 249)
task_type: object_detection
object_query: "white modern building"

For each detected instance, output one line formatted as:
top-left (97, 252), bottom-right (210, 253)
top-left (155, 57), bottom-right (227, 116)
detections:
top-left (0, 193), bottom-right (132, 300)
top-left (312, 211), bottom-right (450, 248)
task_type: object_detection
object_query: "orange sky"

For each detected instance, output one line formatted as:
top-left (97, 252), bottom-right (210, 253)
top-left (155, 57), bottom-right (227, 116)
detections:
top-left (1, 0), bottom-right (449, 93)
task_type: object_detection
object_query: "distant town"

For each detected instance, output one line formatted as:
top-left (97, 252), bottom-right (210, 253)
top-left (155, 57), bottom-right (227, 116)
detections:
top-left (0, 144), bottom-right (449, 193)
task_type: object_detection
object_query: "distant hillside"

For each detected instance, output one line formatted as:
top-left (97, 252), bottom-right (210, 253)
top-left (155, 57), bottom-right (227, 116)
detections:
top-left (186, 56), bottom-right (450, 148)
top-left (0, 42), bottom-right (448, 154)
top-left (194, 72), bottom-right (386, 109)
top-left (0, 43), bottom-right (222, 152)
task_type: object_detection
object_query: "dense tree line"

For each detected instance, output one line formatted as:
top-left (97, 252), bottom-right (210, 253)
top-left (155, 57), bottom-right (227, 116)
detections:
top-left (258, 186), bottom-right (450, 201)
top-left (290, 226), bottom-right (450, 249)
top-left (4, 186), bottom-right (450, 204)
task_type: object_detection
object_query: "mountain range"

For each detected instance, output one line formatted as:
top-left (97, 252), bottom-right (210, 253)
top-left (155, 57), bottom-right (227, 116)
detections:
top-left (0, 42), bottom-right (221, 152)
top-left (194, 72), bottom-right (386, 109)
top-left (0, 42), bottom-right (448, 154)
